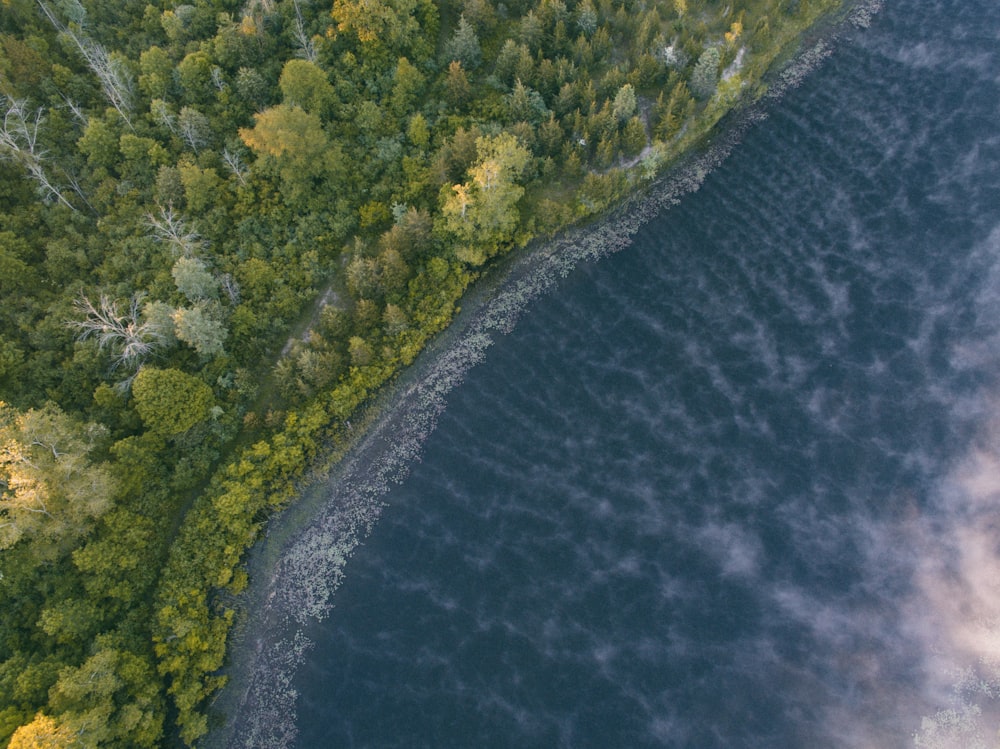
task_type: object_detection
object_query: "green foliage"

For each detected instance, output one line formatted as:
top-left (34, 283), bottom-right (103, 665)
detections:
top-left (691, 46), bottom-right (722, 99)
top-left (172, 304), bottom-right (227, 358)
top-left (131, 368), bottom-right (214, 437)
top-left (443, 15), bottom-right (482, 70)
top-left (279, 59), bottom-right (337, 118)
top-left (171, 257), bottom-right (219, 302)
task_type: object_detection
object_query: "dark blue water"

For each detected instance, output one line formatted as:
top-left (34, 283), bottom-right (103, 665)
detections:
top-left (288, 2), bottom-right (1000, 747)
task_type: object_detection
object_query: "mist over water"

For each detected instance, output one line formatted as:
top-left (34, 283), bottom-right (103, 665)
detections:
top-left (243, 1), bottom-right (1000, 747)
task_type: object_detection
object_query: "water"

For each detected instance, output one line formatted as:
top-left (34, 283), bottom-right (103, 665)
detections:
top-left (231, 1), bottom-right (1000, 746)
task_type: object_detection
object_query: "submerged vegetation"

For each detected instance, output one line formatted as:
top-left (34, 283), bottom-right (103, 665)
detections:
top-left (0, 0), bottom-right (846, 744)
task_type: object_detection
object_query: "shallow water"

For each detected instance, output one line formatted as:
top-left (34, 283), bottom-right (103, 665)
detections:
top-left (234, 1), bottom-right (1000, 746)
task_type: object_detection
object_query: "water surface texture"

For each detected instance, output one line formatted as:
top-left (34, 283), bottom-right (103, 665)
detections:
top-left (289, 2), bottom-right (1000, 747)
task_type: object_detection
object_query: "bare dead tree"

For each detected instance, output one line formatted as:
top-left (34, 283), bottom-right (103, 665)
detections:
top-left (36, 0), bottom-right (135, 128)
top-left (145, 206), bottom-right (205, 256)
top-left (211, 66), bottom-right (227, 92)
top-left (220, 273), bottom-right (241, 304)
top-left (150, 99), bottom-right (177, 134)
top-left (0, 96), bottom-right (76, 210)
top-left (291, 0), bottom-right (318, 62)
top-left (60, 95), bottom-right (88, 127)
top-left (67, 293), bottom-right (160, 372)
top-left (221, 147), bottom-right (249, 186)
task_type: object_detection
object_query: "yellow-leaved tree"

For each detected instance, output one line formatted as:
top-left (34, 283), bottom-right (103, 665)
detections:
top-left (0, 402), bottom-right (113, 555)
top-left (439, 132), bottom-right (531, 266)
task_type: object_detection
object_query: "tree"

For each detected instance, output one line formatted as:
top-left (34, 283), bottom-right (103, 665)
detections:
top-left (139, 46), bottom-right (173, 99)
top-left (622, 115), bottom-right (647, 156)
top-left (612, 83), bottom-right (637, 123)
top-left (440, 132), bottom-right (530, 265)
top-left (332, 0), bottom-right (427, 54)
top-left (239, 104), bottom-right (344, 207)
top-left (146, 206), bottom-right (205, 256)
top-left (68, 294), bottom-right (162, 373)
top-left (444, 15), bottom-right (481, 70)
top-left (235, 67), bottom-right (269, 112)
top-left (517, 11), bottom-right (543, 50)
top-left (0, 96), bottom-right (74, 209)
top-left (690, 47), bottom-right (721, 100)
top-left (348, 335), bottom-right (373, 367)
top-left (7, 713), bottom-right (75, 749)
top-left (172, 257), bottom-right (219, 301)
top-left (47, 645), bottom-right (164, 747)
top-left (36, 1), bottom-right (134, 126)
top-left (132, 368), bottom-right (215, 436)
top-left (278, 59), bottom-right (336, 117)
top-left (576, 0), bottom-right (597, 36)
top-left (0, 402), bottom-right (113, 552)
top-left (444, 61), bottom-right (471, 109)
top-left (171, 303), bottom-right (227, 358)
top-left (494, 39), bottom-right (533, 87)
top-left (176, 51), bottom-right (214, 104)
top-left (654, 80), bottom-right (694, 140)
top-left (506, 80), bottom-right (548, 124)
top-left (177, 107), bottom-right (211, 152)
top-left (390, 57), bottom-right (425, 118)
top-left (177, 162), bottom-right (221, 214)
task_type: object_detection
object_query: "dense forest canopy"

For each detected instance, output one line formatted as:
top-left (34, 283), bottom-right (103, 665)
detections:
top-left (0, 0), bottom-right (842, 744)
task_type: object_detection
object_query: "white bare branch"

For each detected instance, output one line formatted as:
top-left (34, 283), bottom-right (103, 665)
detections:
top-left (221, 147), bottom-right (249, 186)
top-left (36, 0), bottom-right (135, 128)
top-left (1, 95), bottom-right (76, 210)
top-left (67, 293), bottom-right (160, 371)
top-left (291, 1), bottom-right (318, 63)
top-left (145, 206), bottom-right (205, 255)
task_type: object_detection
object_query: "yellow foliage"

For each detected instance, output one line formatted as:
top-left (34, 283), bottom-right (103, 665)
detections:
top-left (8, 713), bottom-right (74, 749)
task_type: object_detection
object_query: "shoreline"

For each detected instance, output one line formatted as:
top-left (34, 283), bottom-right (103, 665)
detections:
top-left (205, 2), bottom-right (883, 745)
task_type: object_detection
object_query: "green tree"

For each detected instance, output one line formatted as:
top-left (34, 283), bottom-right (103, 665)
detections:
top-left (444, 61), bottom-right (471, 109)
top-left (390, 57), bottom-right (425, 118)
top-left (444, 15), bottom-right (481, 70)
top-left (176, 50), bottom-right (214, 104)
top-left (654, 79), bottom-right (694, 140)
top-left (278, 59), bottom-right (337, 118)
top-left (171, 304), bottom-right (227, 358)
top-left (612, 83), bottom-right (637, 123)
top-left (177, 161), bottom-right (221, 214)
top-left (576, 0), bottom-right (597, 36)
top-left (131, 367), bottom-right (214, 436)
top-left (47, 645), bottom-right (163, 747)
top-left (690, 46), bottom-right (721, 100)
top-left (622, 115), bottom-right (646, 156)
top-left (172, 257), bottom-right (219, 302)
top-left (138, 46), bottom-right (172, 99)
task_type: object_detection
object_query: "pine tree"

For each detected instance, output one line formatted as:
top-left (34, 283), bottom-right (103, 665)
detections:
top-left (691, 47), bottom-right (721, 100)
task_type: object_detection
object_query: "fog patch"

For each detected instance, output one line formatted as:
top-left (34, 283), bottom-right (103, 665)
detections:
top-left (904, 416), bottom-right (1000, 747)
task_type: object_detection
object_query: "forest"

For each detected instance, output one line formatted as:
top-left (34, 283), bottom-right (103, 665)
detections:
top-left (0, 0), bottom-right (843, 744)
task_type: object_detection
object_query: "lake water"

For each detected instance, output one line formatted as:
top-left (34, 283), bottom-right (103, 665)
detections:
top-left (221, 1), bottom-right (1000, 746)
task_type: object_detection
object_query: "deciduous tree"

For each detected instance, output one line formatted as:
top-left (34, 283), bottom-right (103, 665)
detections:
top-left (0, 402), bottom-right (113, 552)
top-left (131, 367), bottom-right (215, 436)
